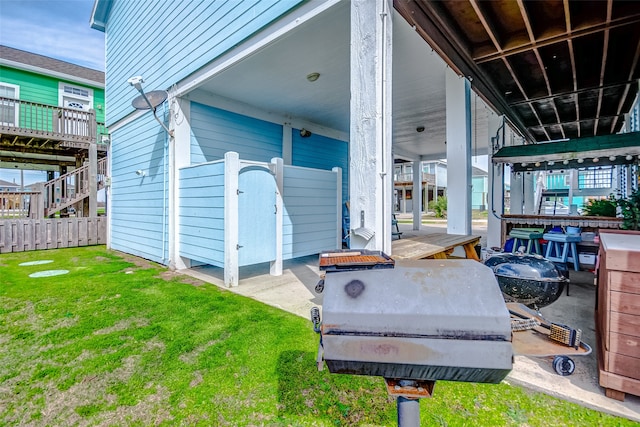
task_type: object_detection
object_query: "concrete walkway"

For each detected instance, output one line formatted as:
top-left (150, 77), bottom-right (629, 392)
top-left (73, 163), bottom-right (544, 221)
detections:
top-left (182, 221), bottom-right (640, 422)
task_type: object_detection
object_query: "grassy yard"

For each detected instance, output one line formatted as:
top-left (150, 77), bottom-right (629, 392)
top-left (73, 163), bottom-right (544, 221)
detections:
top-left (0, 247), bottom-right (635, 426)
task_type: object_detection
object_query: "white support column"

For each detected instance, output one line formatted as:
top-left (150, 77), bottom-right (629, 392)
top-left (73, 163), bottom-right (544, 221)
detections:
top-left (349, 0), bottom-right (393, 252)
top-left (510, 172), bottom-right (524, 214)
top-left (412, 160), bottom-right (422, 230)
top-left (224, 152), bottom-right (240, 287)
top-left (487, 113), bottom-right (504, 250)
top-left (523, 173), bottom-right (536, 214)
top-left (445, 70), bottom-right (472, 235)
top-left (333, 167), bottom-right (343, 249)
top-left (282, 124), bottom-right (292, 165)
top-left (170, 97), bottom-right (191, 270)
top-left (270, 157), bottom-right (284, 276)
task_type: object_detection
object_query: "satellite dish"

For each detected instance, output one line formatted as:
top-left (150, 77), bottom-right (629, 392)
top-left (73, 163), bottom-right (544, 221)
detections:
top-left (131, 90), bottom-right (168, 110)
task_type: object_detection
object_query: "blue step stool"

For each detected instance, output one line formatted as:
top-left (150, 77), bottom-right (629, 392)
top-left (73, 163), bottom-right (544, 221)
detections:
top-left (509, 228), bottom-right (544, 254)
top-left (543, 233), bottom-right (582, 271)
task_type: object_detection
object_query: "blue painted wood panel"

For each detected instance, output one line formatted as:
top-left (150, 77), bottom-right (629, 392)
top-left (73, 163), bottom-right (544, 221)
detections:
top-left (190, 102), bottom-right (282, 163)
top-left (178, 161), bottom-right (226, 267)
top-left (109, 108), bottom-right (170, 264)
top-left (238, 165), bottom-right (277, 266)
top-left (103, 0), bottom-right (304, 124)
top-left (292, 129), bottom-right (348, 207)
top-left (282, 165), bottom-right (338, 259)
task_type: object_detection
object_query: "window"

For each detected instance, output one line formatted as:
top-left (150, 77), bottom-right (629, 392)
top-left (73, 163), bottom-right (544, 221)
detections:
top-left (58, 82), bottom-right (93, 110)
top-left (0, 82), bottom-right (19, 126)
top-left (578, 167), bottom-right (613, 189)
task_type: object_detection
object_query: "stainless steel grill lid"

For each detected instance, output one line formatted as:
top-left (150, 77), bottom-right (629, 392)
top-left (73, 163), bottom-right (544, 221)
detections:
top-left (320, 260), bottom-right (513, 383)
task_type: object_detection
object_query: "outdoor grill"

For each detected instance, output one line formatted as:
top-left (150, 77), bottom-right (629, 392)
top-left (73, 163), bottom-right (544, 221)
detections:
top-left (318, 258), bottom-right (513, 384)
top-left (484, 253), bottom-right (569, 309)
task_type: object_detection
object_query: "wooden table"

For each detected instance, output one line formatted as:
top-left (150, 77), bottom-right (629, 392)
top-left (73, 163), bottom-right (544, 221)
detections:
top-left (391, 233), bottom-right (481, 261)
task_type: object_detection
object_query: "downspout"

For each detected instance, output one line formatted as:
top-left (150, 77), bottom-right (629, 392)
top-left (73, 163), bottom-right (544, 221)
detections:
top-left (379, 0), bottom-right (391, 252)
top-left (490, 118), bottom-right (506, 221)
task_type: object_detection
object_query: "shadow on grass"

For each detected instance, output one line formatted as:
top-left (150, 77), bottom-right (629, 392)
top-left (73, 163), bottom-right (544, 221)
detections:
top-left (276, 350), bottom-right (395, 426)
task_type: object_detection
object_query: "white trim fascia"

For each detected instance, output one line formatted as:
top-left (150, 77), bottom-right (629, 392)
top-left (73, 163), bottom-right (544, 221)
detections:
top-left (173, 0), bottom-right (342, 98)
top-left (0, 58), bottom-right (104, 88)
top-left (105, 108), bottom-right (148, 133)
top-left (492, 147), bottom-right (640, 165)
top-left (187, 90), bottom-right (349, 142)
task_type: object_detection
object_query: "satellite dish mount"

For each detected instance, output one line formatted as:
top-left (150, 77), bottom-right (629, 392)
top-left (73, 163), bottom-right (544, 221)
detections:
top-left (128, 76), bottom-right (174, 137)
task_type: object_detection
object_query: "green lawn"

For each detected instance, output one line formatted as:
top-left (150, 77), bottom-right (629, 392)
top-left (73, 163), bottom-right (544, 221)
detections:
top-left (0, 247), bottom-right (635, 426)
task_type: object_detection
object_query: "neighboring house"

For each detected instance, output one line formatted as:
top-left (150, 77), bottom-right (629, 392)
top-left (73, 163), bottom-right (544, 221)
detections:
top-left (0, 45), bottom-right (106, 141)
top-left (393, 160), bottom-right (447, 213)
top-left (0, 45), bottom-right (108, 217)
top-left (471, 166), bottom-right (488, 211)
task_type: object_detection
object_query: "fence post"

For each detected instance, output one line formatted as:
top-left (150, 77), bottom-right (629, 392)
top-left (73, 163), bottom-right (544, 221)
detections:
top-left (224, 152), bottom-right (240, 287)
top-left (270, 157), bottom-right (284, 276)
top-left (33, 183), bottom-right (45, 219)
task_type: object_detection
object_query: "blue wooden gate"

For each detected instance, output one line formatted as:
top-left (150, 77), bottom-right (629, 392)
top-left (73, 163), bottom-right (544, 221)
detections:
top-left (238, 165), bottom-right (277, 266)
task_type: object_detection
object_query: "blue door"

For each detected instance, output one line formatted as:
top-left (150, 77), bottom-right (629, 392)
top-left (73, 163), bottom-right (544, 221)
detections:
top-left (238, 166), bottom-right (277, 266)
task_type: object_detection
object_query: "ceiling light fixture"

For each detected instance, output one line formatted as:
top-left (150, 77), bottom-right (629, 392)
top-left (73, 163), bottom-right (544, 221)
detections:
top-left (416, 126), bottom-right (425, 133)
top-left (306, 72), bottom-right (320, 82)
top-left (609, 156), bottom-right (616, 161)
top-left (577, 159), bottom-right (584, 164)
top-left (563, 160), bottom-right (569, 165)
top-left (626, 155), bottom-right (633, 161)
top-left (593, 157), bottom-right (599, 163)
top-left (300, 128), bottom-right (312, 138)
top-left (548, 161), bottom-right (555, 166)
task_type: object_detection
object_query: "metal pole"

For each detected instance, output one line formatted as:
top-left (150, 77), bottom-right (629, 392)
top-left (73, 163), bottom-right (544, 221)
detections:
top-left (397, 396), bottom-right (420, 427)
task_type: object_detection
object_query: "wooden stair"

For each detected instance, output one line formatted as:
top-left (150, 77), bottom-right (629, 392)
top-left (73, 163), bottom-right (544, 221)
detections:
top-left (44, 157), bottom-right (107, 217)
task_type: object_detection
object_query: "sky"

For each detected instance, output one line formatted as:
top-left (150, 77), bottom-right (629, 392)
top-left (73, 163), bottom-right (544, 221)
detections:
top-left (0, 0), bottom-right (104, 185)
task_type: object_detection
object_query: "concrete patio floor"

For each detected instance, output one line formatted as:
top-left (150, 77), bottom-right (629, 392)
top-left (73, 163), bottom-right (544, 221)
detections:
top-left (182, 221), bottom-right (640, 422)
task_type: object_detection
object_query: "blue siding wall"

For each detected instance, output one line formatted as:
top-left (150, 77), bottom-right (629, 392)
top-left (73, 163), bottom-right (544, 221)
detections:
top-left (110, 108), bottom-right (169, 264)
top-left (190, 102), bottom-right (282, 163)
top-left (104, 0), bottom-right (304, 124)
top-left (283, 166), bottom-right (339, 259)
top-left (178, 161), bottom-right (226, 267)
top-left (292, 129), bottom-right (348, 206)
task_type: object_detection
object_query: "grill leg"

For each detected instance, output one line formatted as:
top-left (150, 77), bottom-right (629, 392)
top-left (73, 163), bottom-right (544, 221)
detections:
top-left (397, 396), bottom-right (420, 427)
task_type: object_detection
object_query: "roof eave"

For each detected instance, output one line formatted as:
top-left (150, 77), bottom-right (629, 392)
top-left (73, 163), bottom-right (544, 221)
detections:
top-left (90, 0), bottom-right (112, 32)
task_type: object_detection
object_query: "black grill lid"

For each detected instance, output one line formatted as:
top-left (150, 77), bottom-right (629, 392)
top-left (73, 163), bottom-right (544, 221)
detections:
top-left (484, 253), bottom-right (568, 282)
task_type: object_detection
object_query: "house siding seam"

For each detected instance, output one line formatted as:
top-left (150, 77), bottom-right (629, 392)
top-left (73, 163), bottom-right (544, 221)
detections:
top-left (282, 165), bottom-right (338, 259)
top-left (109, 108), bottom-right (169, 264)
top-left (103, 0), bottom-right (304, 124)
top-left (178, 161), bottom-right (225, 267)
top-left (190, 102), bottom-right (282, 163)
top-left (292, 129), bottom-right (349, 207)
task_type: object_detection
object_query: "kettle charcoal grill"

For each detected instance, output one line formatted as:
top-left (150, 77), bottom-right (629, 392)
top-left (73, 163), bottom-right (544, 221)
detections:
top-left (484, 253), bottom-right (569, 309)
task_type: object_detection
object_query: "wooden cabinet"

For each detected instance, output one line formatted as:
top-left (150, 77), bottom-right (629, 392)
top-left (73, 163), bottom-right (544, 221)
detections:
top-left (597, 232), bottom-right (640, 401)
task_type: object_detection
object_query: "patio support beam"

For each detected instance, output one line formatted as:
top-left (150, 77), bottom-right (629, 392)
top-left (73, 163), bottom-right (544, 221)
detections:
top-left (412, 159), bottom-right (422, 230)
top-left (445, 69), bottom-right (472, 235)
top-left (170, 97), bottom-right (191, 270)
top-left (524, 172), bottom-right (536, 214)
top-left (510, 172), bottom-right (524, 214)
top-left (349, 0), bottom-right (393, 252)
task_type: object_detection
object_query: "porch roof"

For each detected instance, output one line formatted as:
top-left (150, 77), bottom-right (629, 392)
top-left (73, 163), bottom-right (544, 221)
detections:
top-left (394, 0), bottom-right (640, 144)
top-left (492, 131), bottom-right (640, 172)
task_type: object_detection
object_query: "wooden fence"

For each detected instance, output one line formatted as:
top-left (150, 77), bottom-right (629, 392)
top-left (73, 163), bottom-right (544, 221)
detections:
top-left (0, 217), bottom-right (106, 253)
